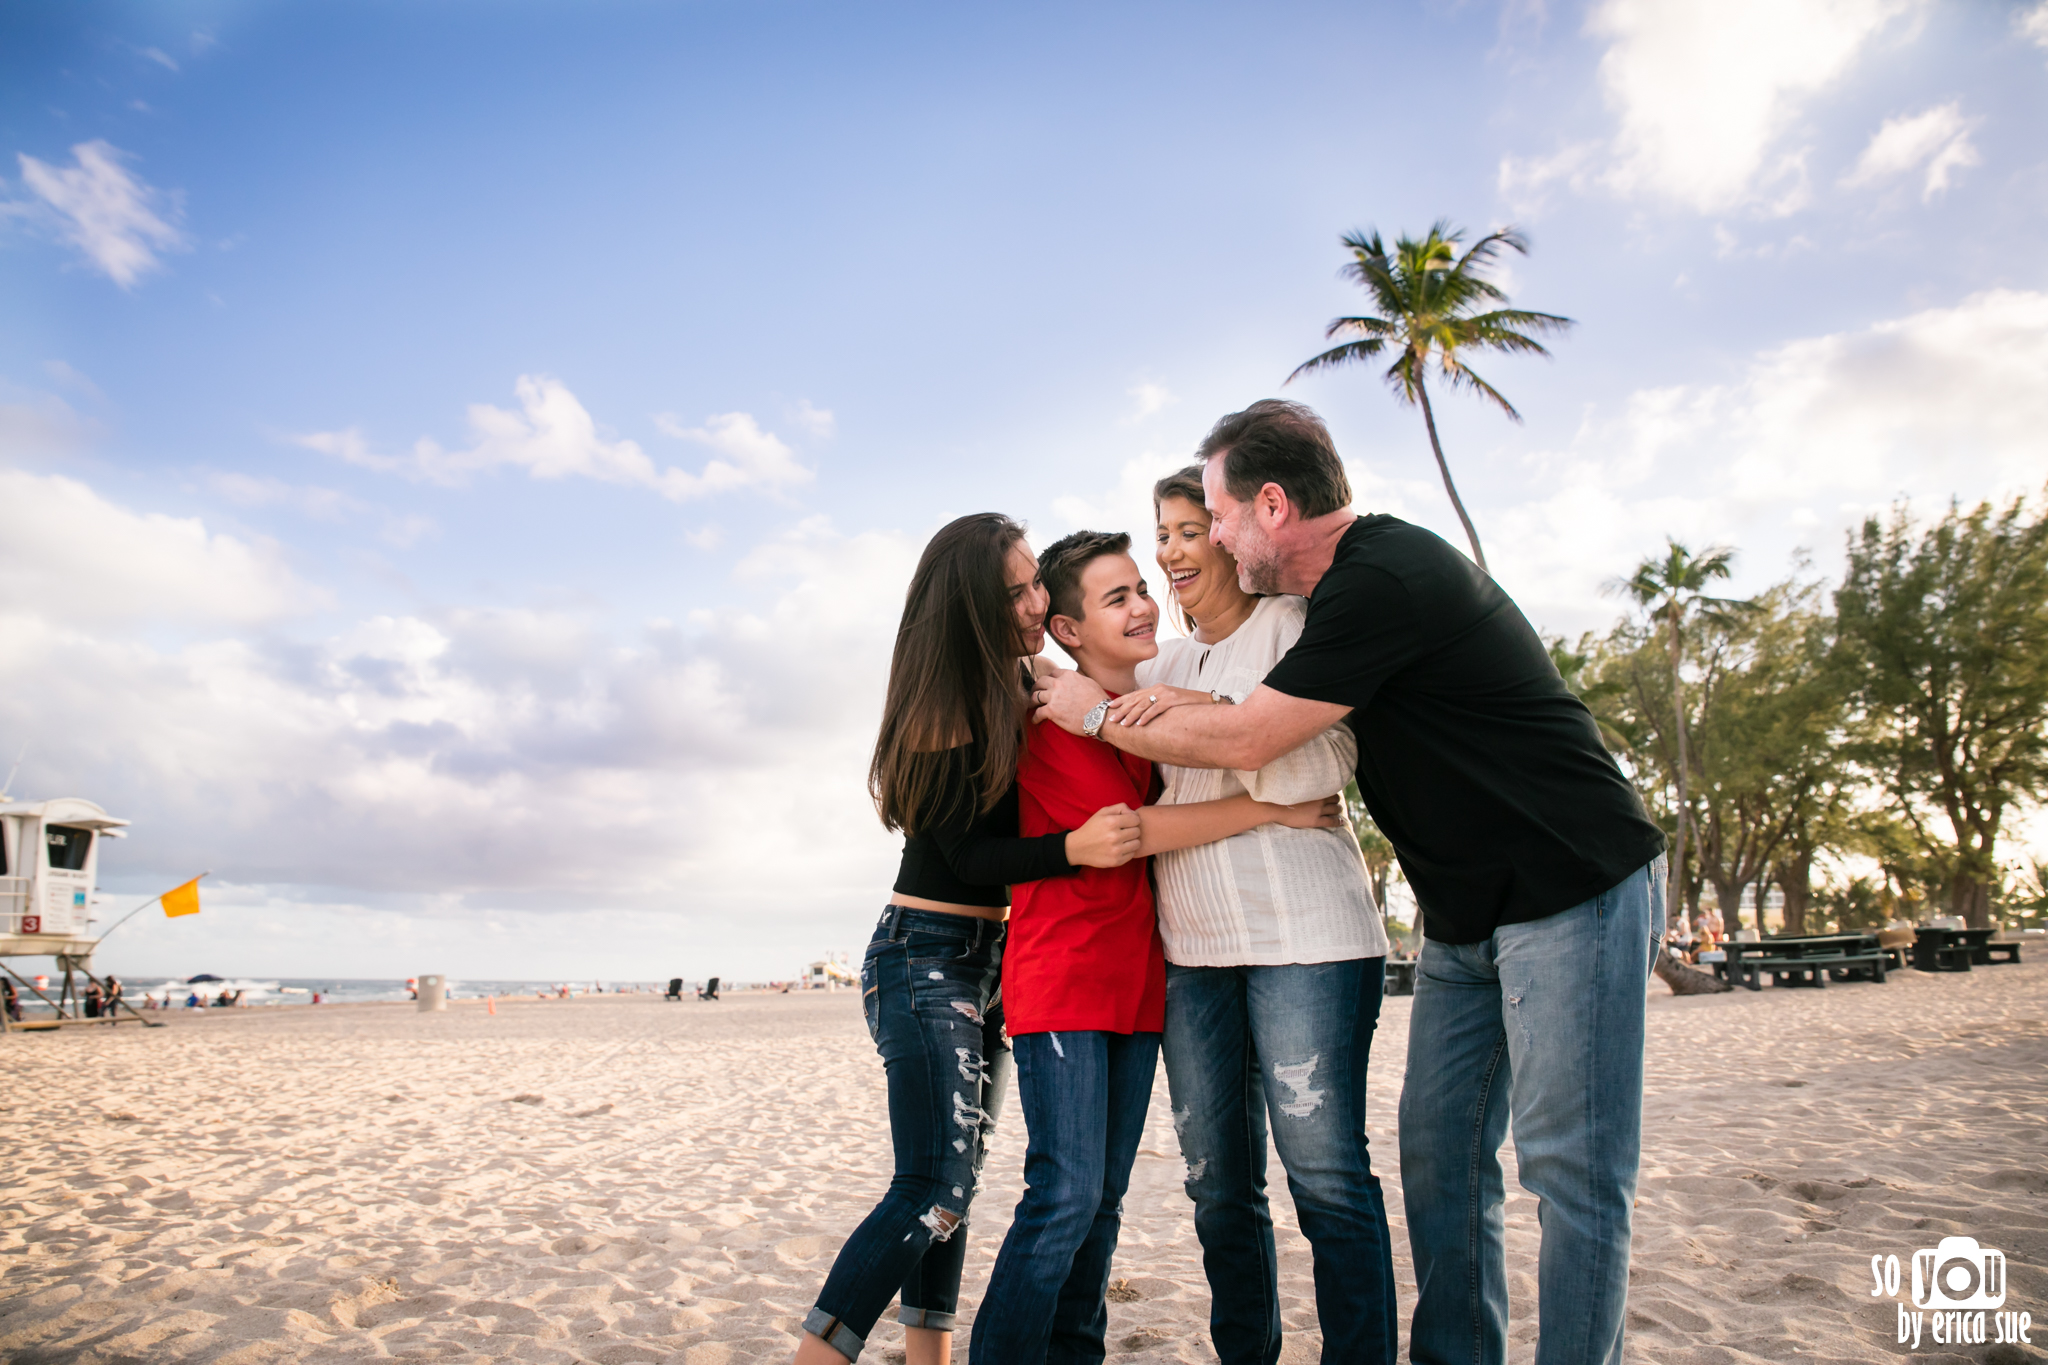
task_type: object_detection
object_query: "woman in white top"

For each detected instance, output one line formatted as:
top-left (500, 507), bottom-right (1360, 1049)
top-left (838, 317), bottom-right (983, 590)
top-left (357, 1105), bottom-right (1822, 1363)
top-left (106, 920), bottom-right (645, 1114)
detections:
top-left (1118, 465), bottom-right (1397, 1364)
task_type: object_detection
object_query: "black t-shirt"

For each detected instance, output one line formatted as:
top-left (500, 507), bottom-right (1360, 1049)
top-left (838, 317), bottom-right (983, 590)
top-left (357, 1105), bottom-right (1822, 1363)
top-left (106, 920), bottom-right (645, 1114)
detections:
top-left (893, 739), bottom-right (1076, 907)
top-left (1263, 515), bottom-right (1664, 944)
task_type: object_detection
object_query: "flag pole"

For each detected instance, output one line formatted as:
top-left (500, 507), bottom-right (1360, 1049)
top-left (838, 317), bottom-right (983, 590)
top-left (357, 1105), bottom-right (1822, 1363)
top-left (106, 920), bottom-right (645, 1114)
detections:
top-left (92, 872), bottom-right (211, 945)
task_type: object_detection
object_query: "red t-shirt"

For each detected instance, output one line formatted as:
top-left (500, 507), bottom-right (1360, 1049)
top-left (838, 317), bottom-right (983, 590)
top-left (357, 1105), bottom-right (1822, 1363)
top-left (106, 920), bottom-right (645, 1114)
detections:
top-left (1005, 709), bottom-right (1167, 1035)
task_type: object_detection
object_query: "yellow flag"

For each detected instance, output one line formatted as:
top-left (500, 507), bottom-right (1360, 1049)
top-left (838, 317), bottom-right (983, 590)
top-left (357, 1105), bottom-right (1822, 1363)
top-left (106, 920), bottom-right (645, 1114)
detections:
top-left (161, 878), bottom-right (202, 918)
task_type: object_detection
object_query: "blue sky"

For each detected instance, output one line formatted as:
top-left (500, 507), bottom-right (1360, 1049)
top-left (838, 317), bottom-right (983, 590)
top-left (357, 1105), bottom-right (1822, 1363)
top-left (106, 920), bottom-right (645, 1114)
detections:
top-left (4, 0), bottom-right (2045, 980)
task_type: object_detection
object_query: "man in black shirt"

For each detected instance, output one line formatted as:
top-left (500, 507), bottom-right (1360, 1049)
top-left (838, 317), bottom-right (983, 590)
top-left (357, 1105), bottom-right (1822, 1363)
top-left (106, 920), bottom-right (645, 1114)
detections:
top-left (1034, 400), bottom-right (1664, 1365)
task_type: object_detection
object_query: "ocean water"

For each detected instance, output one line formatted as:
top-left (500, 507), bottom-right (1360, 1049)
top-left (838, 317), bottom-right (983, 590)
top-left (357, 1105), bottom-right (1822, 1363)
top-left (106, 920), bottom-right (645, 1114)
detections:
top-left (112, 978), bottom-right (681, 1008)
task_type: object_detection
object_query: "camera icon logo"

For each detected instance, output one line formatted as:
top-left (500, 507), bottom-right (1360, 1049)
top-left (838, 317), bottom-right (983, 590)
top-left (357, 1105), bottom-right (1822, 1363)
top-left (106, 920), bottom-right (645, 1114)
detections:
top-left (1912, 1237), bottom-right (2006, 1310)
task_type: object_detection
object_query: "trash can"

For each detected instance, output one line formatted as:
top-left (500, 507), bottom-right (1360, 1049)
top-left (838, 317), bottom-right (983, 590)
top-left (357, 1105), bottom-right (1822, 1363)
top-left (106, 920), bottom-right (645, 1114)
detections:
top-left (417, 974), bottom-right (447, 1012)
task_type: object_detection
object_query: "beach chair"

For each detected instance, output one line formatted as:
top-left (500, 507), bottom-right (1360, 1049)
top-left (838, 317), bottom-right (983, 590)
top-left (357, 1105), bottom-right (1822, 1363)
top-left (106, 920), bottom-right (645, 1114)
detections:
top-left (697, 977), bottom-right (720, 1001)
top-left (665, 978), bottom-right (683, 1001)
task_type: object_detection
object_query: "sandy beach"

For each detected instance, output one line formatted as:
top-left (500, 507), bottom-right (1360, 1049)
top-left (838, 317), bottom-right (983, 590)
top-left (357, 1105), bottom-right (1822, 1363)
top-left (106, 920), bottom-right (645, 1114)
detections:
top-left (2, 963), bottom-right (2042, 1365)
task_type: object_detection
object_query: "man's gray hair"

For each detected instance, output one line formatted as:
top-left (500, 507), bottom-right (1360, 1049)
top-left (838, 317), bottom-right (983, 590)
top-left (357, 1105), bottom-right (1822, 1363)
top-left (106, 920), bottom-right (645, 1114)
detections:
top-left (1196, 400), bottom-right (1352, 519)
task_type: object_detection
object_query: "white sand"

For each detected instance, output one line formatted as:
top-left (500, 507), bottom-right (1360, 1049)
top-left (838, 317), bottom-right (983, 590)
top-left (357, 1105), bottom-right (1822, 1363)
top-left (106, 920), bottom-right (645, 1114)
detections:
top-left (2, 963), bottom-right (2043, 1364)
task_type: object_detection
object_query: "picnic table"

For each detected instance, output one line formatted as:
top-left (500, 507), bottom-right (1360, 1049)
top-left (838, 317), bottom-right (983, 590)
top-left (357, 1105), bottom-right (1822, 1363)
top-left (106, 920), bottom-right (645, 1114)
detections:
top-left (1711, 933), bottom-right (1888, 991)
top-left (1910, 925), bottom-right (2012, 971)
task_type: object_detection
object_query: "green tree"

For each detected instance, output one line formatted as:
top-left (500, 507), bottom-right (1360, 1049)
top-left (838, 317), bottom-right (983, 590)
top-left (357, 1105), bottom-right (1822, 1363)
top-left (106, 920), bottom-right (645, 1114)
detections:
top-left (1562, 625), bottom-right (1733, 994)
top-left (1548, 634), bottom-right (1636, 754)
top-left (1287, 222), bottom-right (1573, 573)
top-left (1684, 582), bottom-right (1847, 934)
top-left (1835, 496), bottom-right (2048, 927)
top-left (1343, 781), bottom-right (1403, 947)
top-left (1609, 540), bottom-right (1751, 932)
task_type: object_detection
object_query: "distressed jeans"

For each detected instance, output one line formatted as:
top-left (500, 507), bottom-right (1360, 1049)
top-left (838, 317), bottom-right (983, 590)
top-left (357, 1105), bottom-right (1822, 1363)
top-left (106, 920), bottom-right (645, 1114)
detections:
top-left (967, 1029), bottom-right (1160, 1365)
top-left (1399, 860), bottom-right (1663, 1365)
top-left (1161, 958), bottom-right (1396, 1365)
top-left (804, 907), bottom-right (1010, 1361)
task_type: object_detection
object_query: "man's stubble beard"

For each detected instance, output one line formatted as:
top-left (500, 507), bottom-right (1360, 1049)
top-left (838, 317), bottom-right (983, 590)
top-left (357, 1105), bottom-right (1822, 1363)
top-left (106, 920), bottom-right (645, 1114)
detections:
top-left (1232, 516), bottom-right (1285, 596)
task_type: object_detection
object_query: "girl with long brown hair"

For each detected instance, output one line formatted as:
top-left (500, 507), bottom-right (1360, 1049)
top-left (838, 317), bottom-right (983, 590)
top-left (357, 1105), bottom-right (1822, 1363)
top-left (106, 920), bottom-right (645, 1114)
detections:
top-left (795, 513), bottom-right (1140, 1365)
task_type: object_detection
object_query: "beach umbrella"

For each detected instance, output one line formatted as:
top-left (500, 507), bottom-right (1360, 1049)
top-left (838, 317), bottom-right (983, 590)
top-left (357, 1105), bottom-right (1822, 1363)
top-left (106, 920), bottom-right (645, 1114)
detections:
top-left (186, 973), bottom-right (223, 983)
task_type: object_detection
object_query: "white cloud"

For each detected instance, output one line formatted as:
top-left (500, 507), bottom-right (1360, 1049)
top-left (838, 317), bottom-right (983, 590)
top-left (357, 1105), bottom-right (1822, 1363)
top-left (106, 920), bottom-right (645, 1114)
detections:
top-left (2021, 2), bottom-right (2048, 56)
top-left (1123, 381), bottom-right (1177, 424)
top-left (0, 461), bottom-right (928, 977)
top-left (0, 467), bottom-right (319, 625)
top-left (1489, 288), bottom-right (2048, 629)
top-left (1715, 288), bottom-right (2048, 499)
top-left (1841, 102), bottom-right (1981, 200)
top-left (14, 141), bottom-right (188, 287)
top-left (0, 388), bottom-right (95, 455)
top-left (1048, 450), bottom-right (1187, 540)
top-left (653, 409), bottom-right (813, 496)
top-left (788, 399), bottom-right (836, 438)
top-left (208, 471), bottom-right (434, 547)
top-left (211, 472), bottom-right (365, 523)
top-left (1497, 141), bottom-right (1601, 217)
top-left (300, 375), bottom-right (814, 502)
top-left (42, 360), bottom-right (104, 401)
top-left (1548, 0), bottom-right (1922, 214)
top-left (136, 45), bottom-right (179, 72)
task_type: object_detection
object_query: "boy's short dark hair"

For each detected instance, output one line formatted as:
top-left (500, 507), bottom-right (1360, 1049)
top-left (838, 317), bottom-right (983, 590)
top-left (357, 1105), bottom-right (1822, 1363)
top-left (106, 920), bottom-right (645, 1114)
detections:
top-left (1195, 399), bottom-right (1353, 519)
top-left (1038, 530), bottom-right (1132, 622)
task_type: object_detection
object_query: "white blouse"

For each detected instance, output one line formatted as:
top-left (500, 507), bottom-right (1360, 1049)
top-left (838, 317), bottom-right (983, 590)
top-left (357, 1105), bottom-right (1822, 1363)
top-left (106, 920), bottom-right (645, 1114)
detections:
top-left (1135, 594), bottom-right (1389, 967)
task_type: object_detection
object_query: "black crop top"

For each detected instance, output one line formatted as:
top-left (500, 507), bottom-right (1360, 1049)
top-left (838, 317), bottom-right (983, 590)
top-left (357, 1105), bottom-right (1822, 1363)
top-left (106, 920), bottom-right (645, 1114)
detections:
top-left (892, 740), bottom-right (1076, 907)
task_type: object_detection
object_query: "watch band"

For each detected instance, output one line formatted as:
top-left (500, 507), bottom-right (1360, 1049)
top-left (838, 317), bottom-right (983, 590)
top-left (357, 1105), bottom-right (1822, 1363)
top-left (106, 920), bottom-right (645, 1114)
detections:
top-left (1082, 698), bottom-right (1112, 738)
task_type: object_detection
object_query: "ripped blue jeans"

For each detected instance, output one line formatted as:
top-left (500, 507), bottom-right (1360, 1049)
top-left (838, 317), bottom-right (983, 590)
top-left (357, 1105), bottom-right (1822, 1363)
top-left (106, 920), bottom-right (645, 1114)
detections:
top-left (1161, 958), bottom-right (1395, 1365)
top-left (804, 907), bottom-right (1010, 1361)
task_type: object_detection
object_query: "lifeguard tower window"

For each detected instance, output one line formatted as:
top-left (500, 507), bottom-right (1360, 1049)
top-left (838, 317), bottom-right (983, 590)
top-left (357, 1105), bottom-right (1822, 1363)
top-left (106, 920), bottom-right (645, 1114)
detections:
top-left (46, 826), bottom-right (93, 871)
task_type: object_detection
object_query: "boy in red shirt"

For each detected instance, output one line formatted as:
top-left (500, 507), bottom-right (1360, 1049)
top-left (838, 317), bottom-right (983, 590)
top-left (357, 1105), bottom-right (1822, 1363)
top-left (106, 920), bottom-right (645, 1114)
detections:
top-left (969, 532), bottom-right (1340, 1364)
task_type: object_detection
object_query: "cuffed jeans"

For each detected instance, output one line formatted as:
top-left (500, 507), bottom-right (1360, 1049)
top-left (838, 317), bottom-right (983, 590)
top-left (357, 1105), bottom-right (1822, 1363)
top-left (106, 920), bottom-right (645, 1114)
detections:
top-left (1161, 958), bottom-right (1396, 1365)
top-left (804, 907), bottom-right (1010, 1361)
top-left (1399, 859), bottom-right (1663, 1365)
top-left (968, 1029), bottom-right (1160, 1365)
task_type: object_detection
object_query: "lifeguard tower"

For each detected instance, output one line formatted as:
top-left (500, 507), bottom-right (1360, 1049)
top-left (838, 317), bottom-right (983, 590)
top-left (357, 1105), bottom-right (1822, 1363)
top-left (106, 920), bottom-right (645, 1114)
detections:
top-left (802, 954), bottom-right (858, 991)
top-left (0, 797), bottom-right (151, 1028)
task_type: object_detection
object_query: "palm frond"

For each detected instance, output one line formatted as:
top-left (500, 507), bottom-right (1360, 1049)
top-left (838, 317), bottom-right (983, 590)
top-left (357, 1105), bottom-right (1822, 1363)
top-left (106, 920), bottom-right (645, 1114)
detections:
top-left (1464, 307), bottom-right (1575, 337)
top-left (1323, 314), bottom-right (1397, 341)
top-left (1456, 321), bottom-right (1557, 359)
top-left (1286, 337), bottom-right (1391, 385)
top-left (1381, 348), bottom-right (1426, 405)
top-left (1451, 226), bottom-right (1530, 276)
top-left (1441, 361), bottom-right (1522, 422)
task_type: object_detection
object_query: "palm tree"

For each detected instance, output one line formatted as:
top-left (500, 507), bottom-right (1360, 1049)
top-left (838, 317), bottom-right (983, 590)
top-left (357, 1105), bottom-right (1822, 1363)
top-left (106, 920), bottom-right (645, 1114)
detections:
top-left (1611, 540), bottom-right (1750, 935)
top-left (1287, 221), bottom-right (1573, 574)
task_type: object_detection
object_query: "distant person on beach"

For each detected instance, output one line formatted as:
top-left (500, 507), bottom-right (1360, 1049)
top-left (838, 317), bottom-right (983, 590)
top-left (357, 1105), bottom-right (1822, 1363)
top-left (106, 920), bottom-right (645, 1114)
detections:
top-left (85, 980), bottom-right (104, 1018)
top-left (969, 531), bottom-right (1341, 1364)
top-left (2, 979), bottom-right (18, 1022)
top-left (1110, 465), bottom-right (1397, 1363)
top-left (794, 513), bottom-right (1142, 1365)
top-left (1035, 401), bottom-right (1666, 1365)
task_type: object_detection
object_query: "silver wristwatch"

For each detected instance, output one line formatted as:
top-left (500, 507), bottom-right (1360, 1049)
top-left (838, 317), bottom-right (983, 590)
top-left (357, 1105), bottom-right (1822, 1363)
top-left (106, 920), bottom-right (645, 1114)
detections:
top-left (1082, 698), bottom-right (1112, 739)
top-left (1210, 690), bottom-right (1236, 704)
